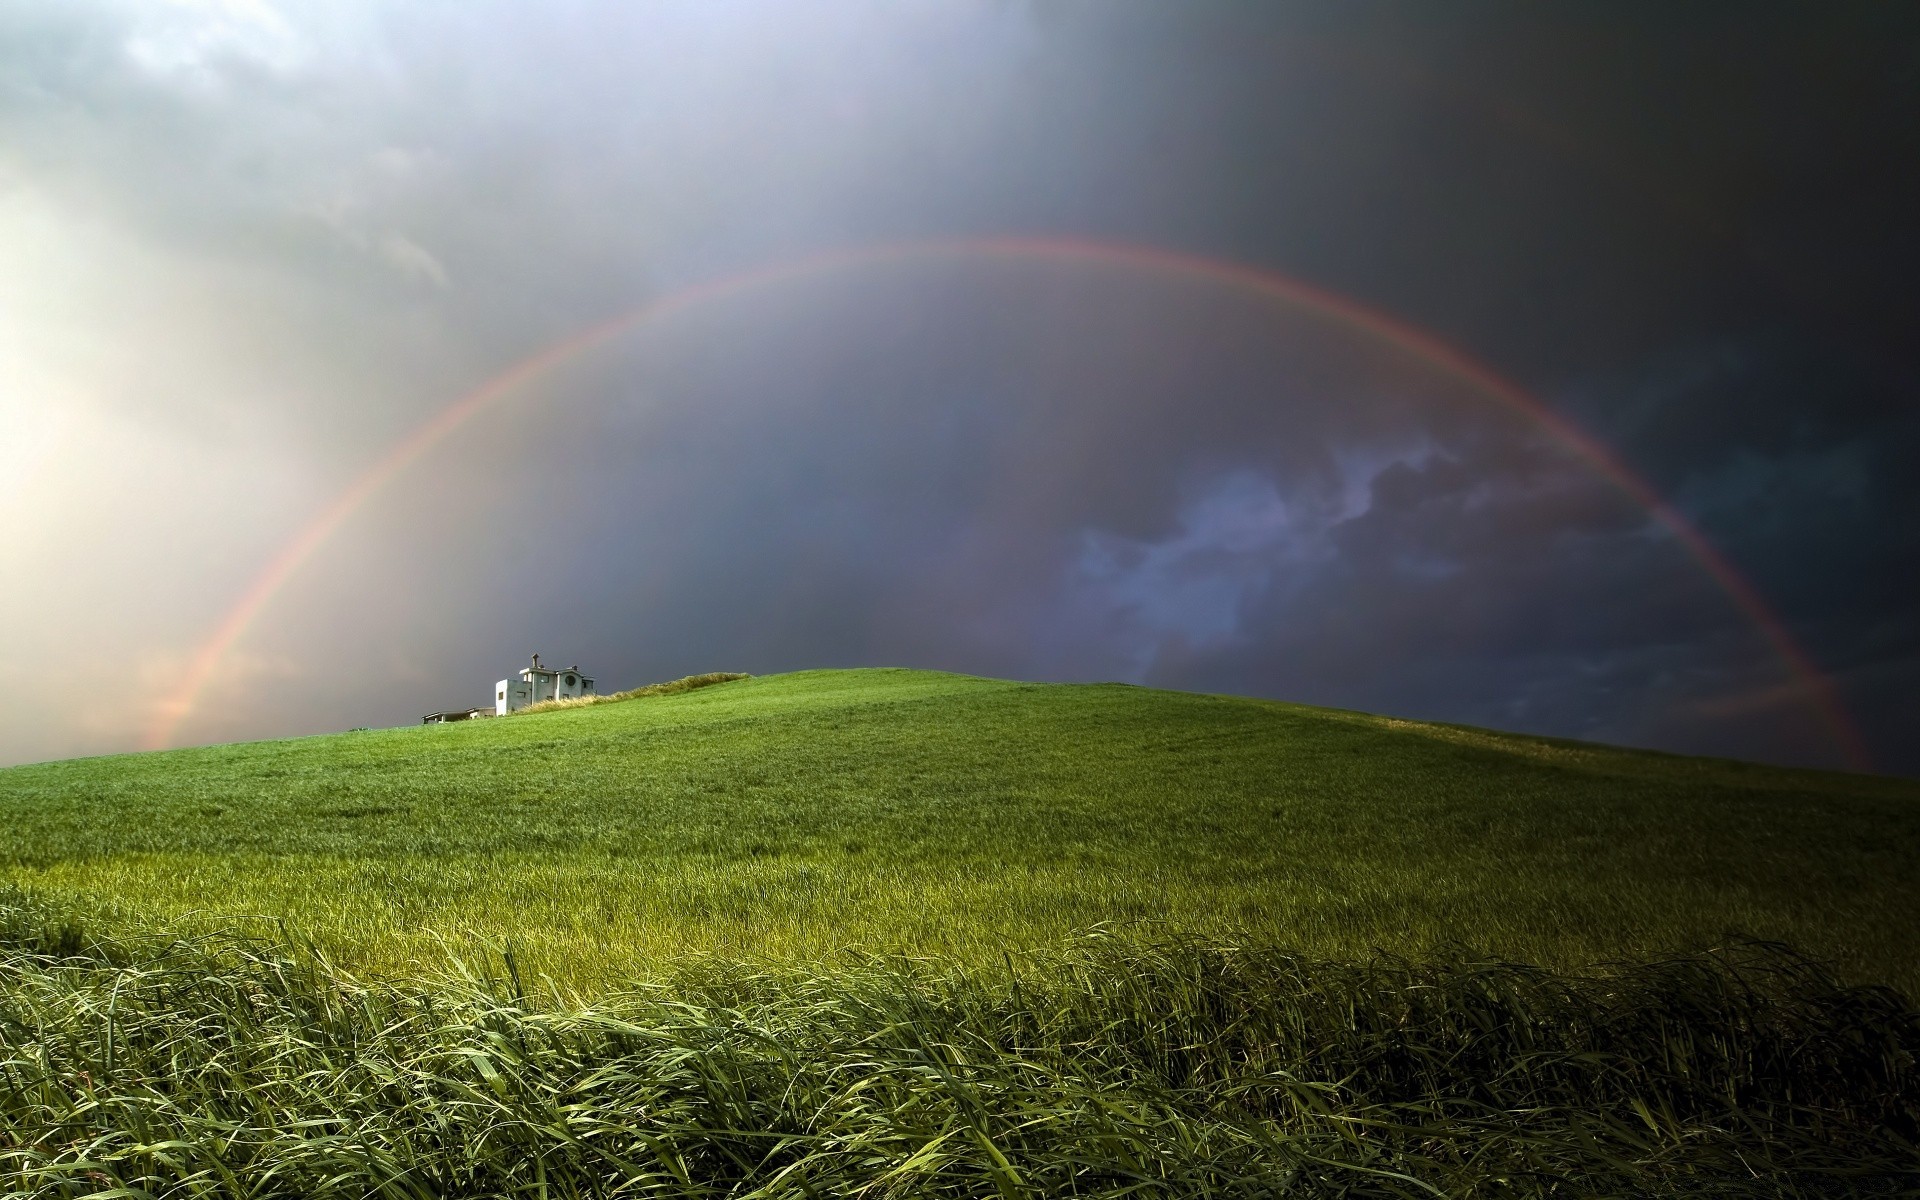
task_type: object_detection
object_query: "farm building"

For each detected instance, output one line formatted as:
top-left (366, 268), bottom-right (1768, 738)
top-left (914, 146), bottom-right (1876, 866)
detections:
top-left (497, 653), bottom-right (596, 715)
top-left (422, 707), bottom-right (491, 724)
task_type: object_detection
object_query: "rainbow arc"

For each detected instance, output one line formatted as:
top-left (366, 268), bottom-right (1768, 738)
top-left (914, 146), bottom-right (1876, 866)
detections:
top-left (146, 236), bottom-right (1871, 771)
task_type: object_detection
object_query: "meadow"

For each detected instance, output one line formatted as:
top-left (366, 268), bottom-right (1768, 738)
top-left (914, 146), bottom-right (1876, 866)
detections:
top-left (1, 668), bottom-right (1917, 993)
top-left (3, 669), bottom-right (1918, 1195)
top-left (3, 668), bottom-right (1920, 998)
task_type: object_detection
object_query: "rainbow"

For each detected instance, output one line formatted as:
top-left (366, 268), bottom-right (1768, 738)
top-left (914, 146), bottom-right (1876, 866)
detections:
top-left (145, 235), bottom-right (1872, 771)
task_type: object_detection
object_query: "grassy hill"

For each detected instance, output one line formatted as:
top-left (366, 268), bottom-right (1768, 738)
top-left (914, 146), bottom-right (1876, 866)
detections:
top-left (3, 667), bottom-right (1916, 993)
top-left (5, 668), bottom-right (1920, 1196)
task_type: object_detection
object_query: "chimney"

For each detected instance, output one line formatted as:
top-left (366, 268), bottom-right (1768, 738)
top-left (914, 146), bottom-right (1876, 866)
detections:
top-left (531, 652), bottom-right (541, 670)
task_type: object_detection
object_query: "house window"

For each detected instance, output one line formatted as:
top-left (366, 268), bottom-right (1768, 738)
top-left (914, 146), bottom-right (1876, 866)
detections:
top-left (565, 674), bottom-right (577, 687)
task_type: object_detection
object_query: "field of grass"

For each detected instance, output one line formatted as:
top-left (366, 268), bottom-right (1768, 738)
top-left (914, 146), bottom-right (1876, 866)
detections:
top-left (4, 889), bottom-right (1918, 1197)
top-left (1, 668), bottom-right (1916, 994)
top-left (5, 668), bottom-right (1920, 1196)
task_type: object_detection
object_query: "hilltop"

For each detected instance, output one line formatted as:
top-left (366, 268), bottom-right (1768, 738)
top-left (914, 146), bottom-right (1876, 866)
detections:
top-left (2, 668), bottom-right (1916, 991)
top-left (6, 668), bottom-right (1920, 1196)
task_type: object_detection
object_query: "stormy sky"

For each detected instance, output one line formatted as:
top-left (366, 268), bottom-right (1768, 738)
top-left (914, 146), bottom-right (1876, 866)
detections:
top-left (2, 2), bottom-right (1916, 775)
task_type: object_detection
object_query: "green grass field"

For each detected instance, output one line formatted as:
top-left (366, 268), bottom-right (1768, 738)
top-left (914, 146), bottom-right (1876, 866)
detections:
top-left (5, 668), bottom-right (1920, 1196)
top-left (3, 667), bottom-right (1916, 993)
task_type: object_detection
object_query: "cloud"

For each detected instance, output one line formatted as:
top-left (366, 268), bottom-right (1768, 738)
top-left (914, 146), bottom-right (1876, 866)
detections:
top-left (377, 233), bottom-right (448, 287)
top-left (122, 0), bottom-right (305, 82)
top-left (0, 2), bottom-right (1912, 776)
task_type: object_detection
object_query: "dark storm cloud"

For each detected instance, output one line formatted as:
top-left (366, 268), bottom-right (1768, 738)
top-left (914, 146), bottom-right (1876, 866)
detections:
top-left (335, 268), bottom-right (1832, 767)
top-left (1, 2), bottom-right (1914, 774)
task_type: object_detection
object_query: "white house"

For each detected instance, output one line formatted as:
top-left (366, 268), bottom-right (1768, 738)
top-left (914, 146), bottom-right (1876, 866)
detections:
top-left (496, 653), bottom-right (596, 715)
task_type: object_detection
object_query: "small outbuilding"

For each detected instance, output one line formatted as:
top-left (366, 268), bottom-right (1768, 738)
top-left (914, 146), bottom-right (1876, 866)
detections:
top-left (496, 653), bottom-right (596, 715)
top-left (422, 707), bottom-right (492, 724)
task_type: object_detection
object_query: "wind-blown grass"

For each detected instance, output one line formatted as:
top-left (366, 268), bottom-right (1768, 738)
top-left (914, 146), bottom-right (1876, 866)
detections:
top-left (2, 669), bottom-right (1918, 994)
top-left (5, 672), bottom-right (1919, 1194)
top-left (0, 887), bottom-right (1915, 1198)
